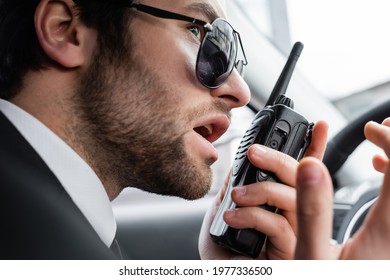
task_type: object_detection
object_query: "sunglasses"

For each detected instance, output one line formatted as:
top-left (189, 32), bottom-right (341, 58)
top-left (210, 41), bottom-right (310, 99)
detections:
top-left (123, 2), bottom-right (248, 88)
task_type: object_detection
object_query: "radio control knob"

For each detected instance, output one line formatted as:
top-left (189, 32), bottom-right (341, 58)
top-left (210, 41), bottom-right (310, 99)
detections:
top-left (276, 96), bottom-right (294, 108)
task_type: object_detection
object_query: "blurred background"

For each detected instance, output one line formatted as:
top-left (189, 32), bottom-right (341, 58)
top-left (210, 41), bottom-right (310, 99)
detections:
top-left (234, 0), bottom-right (390, 118)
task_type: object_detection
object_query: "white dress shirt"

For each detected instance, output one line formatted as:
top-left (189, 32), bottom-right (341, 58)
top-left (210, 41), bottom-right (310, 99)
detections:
top-left (0, 99), bottom-right (116, 247)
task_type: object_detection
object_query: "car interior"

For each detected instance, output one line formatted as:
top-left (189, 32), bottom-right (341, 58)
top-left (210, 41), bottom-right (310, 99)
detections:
top-left (111, 0), bottom-right (390, 259)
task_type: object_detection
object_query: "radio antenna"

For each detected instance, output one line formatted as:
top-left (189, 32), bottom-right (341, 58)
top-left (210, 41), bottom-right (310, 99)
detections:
top-left (265, 42), bottom-right (304, 107)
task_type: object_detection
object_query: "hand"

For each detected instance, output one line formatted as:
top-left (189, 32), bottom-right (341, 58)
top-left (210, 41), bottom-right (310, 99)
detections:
top-left (199, 120), bottom-right (328, 260)
top-left (295, 117), bottom-right (390, 259)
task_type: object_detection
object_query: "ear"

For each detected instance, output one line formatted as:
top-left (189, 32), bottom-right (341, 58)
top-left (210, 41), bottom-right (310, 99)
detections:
top-left (35, 0), bottom-right (93, 68)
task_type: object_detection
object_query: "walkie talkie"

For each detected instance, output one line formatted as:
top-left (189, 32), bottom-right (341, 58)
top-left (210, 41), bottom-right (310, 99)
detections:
top-left (209, 42), bottom-right (313, 258)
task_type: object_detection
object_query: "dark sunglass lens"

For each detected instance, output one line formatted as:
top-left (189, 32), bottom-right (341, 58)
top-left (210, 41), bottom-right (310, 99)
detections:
top-left (197, 19), bottom-right (237, 88)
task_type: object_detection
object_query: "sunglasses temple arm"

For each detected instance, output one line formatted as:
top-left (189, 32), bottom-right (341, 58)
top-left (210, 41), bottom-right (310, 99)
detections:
top-left (236, 32), bottom-right (248, 67)
top-left (234, 32), bottom-right (248, 77)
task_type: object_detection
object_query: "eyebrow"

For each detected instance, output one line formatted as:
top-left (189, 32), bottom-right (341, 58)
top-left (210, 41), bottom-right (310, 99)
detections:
top-left (186, 2), bottom-right (220, 22)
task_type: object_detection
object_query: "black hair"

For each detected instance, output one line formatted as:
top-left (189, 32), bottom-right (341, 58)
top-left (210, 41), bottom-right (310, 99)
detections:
top-left (0, 0), bottom-right (131, 99)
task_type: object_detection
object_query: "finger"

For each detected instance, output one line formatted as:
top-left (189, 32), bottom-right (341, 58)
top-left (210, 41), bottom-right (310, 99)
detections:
top-left (199, 186), bottom-right (247, 260)
top-left (246, 120), bottom-right (329, 186)
top-left (231, 183), bottom-right (296, 211)
top-left (344, 160), bottom-right (390, 259)
top-left (372, 154), bottom-right (388, 174)
top-left (364, 121), bottom-right (390, 158)
top-left (247, 145), bottom-right (298, 186)
top-left (382, 117), bottom-right (390, 127)
top-left (304, 120), bottom-right (329, 160)
top-left (295, 157), bottom-right (334, 259)
top-left (371, 156), bottom-right (390, 218)
top-left (224, 206), bottom-right (295, 257)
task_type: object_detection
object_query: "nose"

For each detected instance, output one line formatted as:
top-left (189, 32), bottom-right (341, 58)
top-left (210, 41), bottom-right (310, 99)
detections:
top-left (210, 68), bottom-right (251, 110)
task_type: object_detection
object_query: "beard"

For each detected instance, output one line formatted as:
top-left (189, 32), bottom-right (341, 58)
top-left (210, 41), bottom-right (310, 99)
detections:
top-left (71, 39), bottom-right (227, 200)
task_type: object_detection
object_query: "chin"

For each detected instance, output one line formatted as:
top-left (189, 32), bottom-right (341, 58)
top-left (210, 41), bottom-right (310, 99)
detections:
top-left (189, 168), bottom-right (214, 200)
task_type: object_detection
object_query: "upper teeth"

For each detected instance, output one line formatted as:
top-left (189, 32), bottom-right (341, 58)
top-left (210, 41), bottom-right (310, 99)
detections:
top-left (204, 125), bottom-right (212, 136)
top-left (195, 125), bottom-right (212, 138)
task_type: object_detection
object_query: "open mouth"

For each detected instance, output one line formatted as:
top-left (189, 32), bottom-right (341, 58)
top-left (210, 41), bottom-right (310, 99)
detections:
top-left (193, 116), bottom-right (230, 144)
top-left (194, 125), bottom-right (213, 140)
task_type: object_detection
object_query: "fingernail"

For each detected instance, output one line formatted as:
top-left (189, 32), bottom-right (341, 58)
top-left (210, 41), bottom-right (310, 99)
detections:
top-left (253, 145), bottom-right (267, 157)
top-left (224, 209), bottom-right (237, 219)
top-left (233, 186), bottom-right (246, 197)
top-left (297, 162), bottom-right (322, 186)
top-left (367, 121), bottom-right (379, 126)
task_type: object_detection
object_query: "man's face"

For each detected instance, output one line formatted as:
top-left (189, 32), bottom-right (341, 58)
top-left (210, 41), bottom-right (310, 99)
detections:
top-left (75, 0), bottom-right (250, 200)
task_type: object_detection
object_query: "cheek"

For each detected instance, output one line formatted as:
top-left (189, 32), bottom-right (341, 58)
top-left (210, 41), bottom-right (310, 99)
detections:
top-left (136, 33), bottom-right (198, 88)
top-left (159, 39), bottom-right (199, 89)
top-left (183, 48), bottom-right (198, 84)
top-left (170, 40), bottom-right (200, 91)
top-left (182, 132), bottom-right (199, 162)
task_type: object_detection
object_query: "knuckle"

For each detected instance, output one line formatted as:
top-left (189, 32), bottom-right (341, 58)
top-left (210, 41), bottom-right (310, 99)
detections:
top-left (275, 216), bottom-right (291, 233)
top-left (262, 183), bottom-right (275, 205)
top-left (260, 182), bottom-right (271, 196)
top-left (276, 150), bottom-right (293, 173)
top-left (382, 129), bottom-right (390, 143)
top-left (383, 134), bottom-right (390, 156)
top-left (277, 152), bottom-right (287, 167)
top-left (298, 201), bottom-right (324, 219)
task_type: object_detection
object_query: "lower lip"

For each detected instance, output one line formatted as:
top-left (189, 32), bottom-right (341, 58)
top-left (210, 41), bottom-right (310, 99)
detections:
top-left (190, 131), bottom-right (218, 163)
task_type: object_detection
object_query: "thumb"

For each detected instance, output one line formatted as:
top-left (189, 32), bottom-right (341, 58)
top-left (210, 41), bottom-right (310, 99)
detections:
top-left (295, 157), bottom-right (334, 259)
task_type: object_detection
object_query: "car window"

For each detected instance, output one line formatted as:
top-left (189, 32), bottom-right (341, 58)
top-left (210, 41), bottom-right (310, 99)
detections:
top-left (232, 0), bottom-right (390, 120)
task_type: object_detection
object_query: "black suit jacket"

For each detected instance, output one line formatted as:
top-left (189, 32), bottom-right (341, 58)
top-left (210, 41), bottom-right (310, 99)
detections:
top-left (0, 112), bottom-right (116, 259)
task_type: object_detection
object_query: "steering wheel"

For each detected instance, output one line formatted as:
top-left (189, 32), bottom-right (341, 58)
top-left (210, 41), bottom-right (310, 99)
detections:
top-left (323, 99), bottom-right (390, 243)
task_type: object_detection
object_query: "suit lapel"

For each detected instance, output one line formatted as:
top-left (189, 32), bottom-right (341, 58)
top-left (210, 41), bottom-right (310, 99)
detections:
top-left (0, 112), bottom-right (117, 259)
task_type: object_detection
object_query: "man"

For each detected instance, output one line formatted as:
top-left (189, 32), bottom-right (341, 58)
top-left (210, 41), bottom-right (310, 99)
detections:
top-left (2, 0), bottom-right (327, 259)
top-left (1, 0), bottom-right (311, 259)
top-left (2, 0), bottom-right (385, 261)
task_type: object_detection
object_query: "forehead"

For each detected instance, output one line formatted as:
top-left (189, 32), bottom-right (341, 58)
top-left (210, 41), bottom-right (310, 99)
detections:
top-left (204, 0), bottom-right (226, 18)
top-left (143, 0), bottom-right (227, 21)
